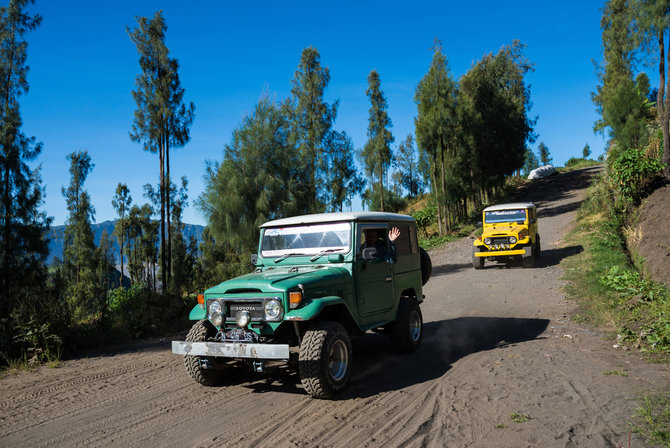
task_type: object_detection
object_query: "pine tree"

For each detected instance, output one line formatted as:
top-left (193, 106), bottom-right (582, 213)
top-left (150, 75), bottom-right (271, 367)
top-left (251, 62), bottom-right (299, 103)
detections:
top-left (583, 143), bottom-right (592, 159)
top-left (0, 0), bottom-right (50, 358)
top-left (62, 151), bottom-right (99, 318)
top-left (112, 183), bottom-right (131, 286)
top-left (128, 11), bottom-right (195, 289)
top-left (285, 47), bottom-right (338, 212)
top-left (323, 130), bottom-right (363, 212)
top-left (362, 70), bottom-right (394, 211)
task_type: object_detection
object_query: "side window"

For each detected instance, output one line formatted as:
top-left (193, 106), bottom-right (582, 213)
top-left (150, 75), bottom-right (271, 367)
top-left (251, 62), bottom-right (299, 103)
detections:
top-left (358, 224), bottom-right (387, 254)
top-left (409, 226), bottom-right (418, 254)
top-left (394, 225), bottom-right (412, 256)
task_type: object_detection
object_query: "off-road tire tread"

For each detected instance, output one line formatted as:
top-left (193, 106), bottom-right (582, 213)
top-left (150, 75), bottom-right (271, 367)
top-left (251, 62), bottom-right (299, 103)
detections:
top-left (183, 320), bottom-right (227, 386)
top-left (299, 321), bottom-right (351, 399)
top-left (389, 298), bottom-right (423, 353)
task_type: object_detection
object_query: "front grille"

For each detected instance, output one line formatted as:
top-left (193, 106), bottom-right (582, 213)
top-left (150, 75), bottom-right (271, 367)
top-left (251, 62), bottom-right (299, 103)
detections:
top-left (226, 301), bottom-right (264, 321)
top-left (490, 237), bottom-right (510, 245)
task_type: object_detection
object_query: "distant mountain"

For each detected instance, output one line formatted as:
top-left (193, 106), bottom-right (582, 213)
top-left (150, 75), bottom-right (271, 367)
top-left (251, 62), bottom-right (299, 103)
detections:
top-left (47, 220), bottom-right (205, 265)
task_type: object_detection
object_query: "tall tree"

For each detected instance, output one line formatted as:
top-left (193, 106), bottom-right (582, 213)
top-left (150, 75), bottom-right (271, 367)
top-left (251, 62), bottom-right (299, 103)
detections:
top-left (395, 134), bottom-right (423, 198)
top-left (62, 151), bottom-right (99, 317)
top-left (583, 143), bottom-right (592, 158)
top-left (112, 183), bottom-right (131, 286)
top-left (362, 70), bottom-right (394, 211)
top-left (0, 0), bottom-right (49, 353)
top-left (323, 130), bottom-right (363, 212)
top-left (415, 42), bottom-right (458, 233)
top-left (538, 142), bottom-right (553, 165)
top-left (631, 0), bottom-right (670, 173)
top-left (128, 11), bottom-right (195, 289)
top-left (285, 47), bottom-right (338, 212)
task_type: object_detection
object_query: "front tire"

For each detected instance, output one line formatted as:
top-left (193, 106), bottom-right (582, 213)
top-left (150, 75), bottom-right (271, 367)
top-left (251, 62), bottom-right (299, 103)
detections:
top-left (183, 320), bottom-right (228, 386)
top-left (473, 246), bottom-right (484, 269)
top-left (522, 244), bottom-right (536, 268)
top-left (299, 321), bottom-right (352, 399)
top-left (389, 299), bottom-right (423, 353)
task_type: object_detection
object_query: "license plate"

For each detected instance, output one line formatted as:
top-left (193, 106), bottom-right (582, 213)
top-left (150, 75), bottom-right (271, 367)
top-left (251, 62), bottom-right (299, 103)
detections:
top-left (222, 329), bottom-right (256, 343)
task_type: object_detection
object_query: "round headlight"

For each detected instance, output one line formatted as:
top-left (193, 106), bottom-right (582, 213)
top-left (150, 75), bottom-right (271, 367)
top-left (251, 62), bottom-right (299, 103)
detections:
top-left (265, 299), bottom-right (282, 320)
top-left (235, 310), bottom-right (250, 328)
top-left (208, 300), bottom-right (223, 327)
top-left (509, 236), bottom-right (517, 244)
top-left (484, 237), bottom-right (492, 245)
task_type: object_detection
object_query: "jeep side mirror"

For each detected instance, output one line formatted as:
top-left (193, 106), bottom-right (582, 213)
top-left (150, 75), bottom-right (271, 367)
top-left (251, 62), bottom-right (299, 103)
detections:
top-left (361, 247), bottom-right (377, 261)
top-left (250, 254), bottom-right (258, 265)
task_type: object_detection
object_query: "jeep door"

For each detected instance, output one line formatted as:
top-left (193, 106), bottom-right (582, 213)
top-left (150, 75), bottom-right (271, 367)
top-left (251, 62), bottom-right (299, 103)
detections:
top-left (355, 223), bottom-right (394, 317)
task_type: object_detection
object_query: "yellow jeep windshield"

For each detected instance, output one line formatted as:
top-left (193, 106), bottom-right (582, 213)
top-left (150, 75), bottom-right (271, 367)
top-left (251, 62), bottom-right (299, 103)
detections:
top-left (484, 209), bottom-right (527, 224)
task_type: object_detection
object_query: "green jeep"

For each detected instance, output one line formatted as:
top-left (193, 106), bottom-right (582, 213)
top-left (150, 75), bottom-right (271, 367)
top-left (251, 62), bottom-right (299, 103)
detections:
top-left (172, 212), bottom-right (431, 399)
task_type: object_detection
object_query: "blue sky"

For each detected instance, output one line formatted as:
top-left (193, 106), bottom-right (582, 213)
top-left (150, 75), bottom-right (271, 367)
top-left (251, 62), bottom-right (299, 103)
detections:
top-left (19, 0), bottom-right (611, 226)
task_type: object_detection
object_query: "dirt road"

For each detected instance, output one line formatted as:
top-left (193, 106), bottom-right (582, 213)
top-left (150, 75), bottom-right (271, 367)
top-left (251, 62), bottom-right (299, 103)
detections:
top-left (1, 166), bottom-right (668, 447)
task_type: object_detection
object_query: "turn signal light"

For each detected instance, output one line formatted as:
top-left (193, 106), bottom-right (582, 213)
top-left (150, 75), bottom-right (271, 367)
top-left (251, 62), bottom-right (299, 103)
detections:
top-left (289, 291), bottom-right (302, 309)
top-left (197, 294), bottom-right (205, 308)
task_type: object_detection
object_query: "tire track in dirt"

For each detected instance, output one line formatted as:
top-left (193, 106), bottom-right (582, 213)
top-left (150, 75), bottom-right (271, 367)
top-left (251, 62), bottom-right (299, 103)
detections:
top-left (1, 167), bottom-right (669, 447)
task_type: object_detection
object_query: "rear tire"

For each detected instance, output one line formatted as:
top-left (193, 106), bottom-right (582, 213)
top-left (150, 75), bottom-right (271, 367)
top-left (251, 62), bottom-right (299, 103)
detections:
top-left (299, 322), bottom-right (352, 399)
top-left (389, 299), bottom-right (423, 353)
top-left (183, 320), bottom-right (229, 386)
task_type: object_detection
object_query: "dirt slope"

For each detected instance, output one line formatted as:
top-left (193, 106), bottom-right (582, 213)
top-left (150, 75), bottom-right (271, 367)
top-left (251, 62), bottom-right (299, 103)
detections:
top-left (1, 166), bottom-right (668, 448)
top-left (630, 181), bottom-right (670, 288)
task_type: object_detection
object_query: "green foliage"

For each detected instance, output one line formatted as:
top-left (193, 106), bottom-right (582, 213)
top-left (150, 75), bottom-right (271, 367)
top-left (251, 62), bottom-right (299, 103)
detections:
top-left (583, 143), bottom-right (592, 159)
top-left (630, 392), bottom-right (670, 447)
top-left (523, 146), bottom-right (540, 176)
top-left (411, 207), bottom-right (436, 236)
top-left (608, 147), bottom-right (666, 203)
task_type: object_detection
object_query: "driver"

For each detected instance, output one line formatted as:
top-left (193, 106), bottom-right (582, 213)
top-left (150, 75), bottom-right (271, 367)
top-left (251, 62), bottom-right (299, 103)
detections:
top-left (364, 227), bottom-right (400, 263)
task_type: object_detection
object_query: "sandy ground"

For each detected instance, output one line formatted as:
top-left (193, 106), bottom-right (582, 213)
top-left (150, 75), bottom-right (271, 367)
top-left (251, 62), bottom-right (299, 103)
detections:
top-left (1, 166), bottom-right (668, 448)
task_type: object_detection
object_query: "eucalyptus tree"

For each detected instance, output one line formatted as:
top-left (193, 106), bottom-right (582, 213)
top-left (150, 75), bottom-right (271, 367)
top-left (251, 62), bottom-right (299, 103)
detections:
top-left (112, 183), bottom-right (131, 285)
top-left (630, 0), bottom-right (670, 172)
top-left (128, 10), bottom-right (195, 288)
top-left (0, 0), bottom-right (50, 341)
top-left (395, 134), bottom-right (423, 198)
top-left (285, 47), bottom-right (338, 212)
top-left (415, 42), bottom-right (458, 233)
top-left (362, 70), bottom-right (394, 211)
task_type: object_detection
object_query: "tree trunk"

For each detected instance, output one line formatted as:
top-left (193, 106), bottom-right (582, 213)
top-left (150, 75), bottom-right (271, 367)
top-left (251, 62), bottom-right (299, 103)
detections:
top-left (159, 142), bottom-right (166, 291)
top-left (166, 137), bottom-right (172, 286)
top-left (431, 161), bottom-right (443, 235)
top-left (663, 31), bottom-right (670, 176)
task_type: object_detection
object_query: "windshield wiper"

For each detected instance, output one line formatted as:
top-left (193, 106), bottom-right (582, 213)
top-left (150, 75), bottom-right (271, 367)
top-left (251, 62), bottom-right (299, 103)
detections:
top-left (310, 248), bottom-right (343, 262)
top-left (274, 252), bottom-right (307, 263)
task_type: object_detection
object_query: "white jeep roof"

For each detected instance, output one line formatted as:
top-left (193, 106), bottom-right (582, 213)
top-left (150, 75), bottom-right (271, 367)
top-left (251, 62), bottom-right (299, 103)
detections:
top-left (260, 211), bottom-right (415, 228)
top-left (483, 202), bottom-right (535, 212)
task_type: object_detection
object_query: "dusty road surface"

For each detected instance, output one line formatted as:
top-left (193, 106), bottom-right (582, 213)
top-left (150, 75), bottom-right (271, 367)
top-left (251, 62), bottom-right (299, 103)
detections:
top-left (1, 166), bottom-right (669, 448)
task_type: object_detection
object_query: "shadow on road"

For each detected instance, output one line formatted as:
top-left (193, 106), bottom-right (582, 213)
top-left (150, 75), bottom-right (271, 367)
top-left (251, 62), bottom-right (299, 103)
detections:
top-left (478, 244), bottom-right (583, 269)
top-left (432, 262), bottom-right (472, 277)
top-left (340, 316), bottom-right (550, 399)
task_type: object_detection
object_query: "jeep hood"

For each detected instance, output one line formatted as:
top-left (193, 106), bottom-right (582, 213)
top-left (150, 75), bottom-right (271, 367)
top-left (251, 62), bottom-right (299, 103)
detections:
top-left (482, 224), bottom-right (525, 236)
top-left (206, 266), bottom-right (349, 295)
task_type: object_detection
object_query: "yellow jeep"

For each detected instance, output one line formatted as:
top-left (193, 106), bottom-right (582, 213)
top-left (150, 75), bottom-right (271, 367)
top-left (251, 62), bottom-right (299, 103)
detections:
top-left (472, 202), bottom-right (540, 269)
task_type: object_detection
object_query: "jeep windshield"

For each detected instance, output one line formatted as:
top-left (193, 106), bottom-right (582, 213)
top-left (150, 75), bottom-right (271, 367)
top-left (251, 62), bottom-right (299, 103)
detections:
top-left (261, 222), bottom-right (351, 259)
top-left (484, 209), bottom-right (527, 224)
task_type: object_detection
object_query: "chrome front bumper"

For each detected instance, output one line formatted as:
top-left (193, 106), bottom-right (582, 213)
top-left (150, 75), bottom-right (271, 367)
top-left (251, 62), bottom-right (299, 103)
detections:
top-left (171, 340), bottom-right (290, 359)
